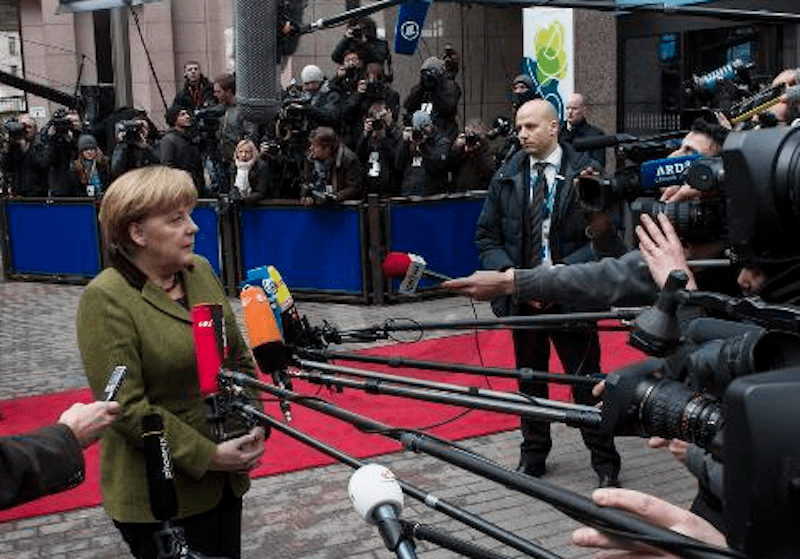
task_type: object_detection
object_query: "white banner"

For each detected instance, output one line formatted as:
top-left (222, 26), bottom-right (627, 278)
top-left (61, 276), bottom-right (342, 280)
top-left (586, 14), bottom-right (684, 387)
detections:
top-left (522, 7), bottom-right (573, 122)
top-left (58, 0), bottom-right (160, 13)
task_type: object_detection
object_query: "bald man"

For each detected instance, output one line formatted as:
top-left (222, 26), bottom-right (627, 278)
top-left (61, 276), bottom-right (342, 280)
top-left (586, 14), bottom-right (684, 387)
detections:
top-left (560, 93), bottom-right (606, 169)
top-left (475, 98), bottom-right (621, 487)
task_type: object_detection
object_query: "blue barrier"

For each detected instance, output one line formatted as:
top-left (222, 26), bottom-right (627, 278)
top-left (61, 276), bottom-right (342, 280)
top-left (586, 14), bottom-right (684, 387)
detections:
top-left (192, 203), bottom-right (222, 275)
top-left (238, 204), bottom-right (365, 294)
top-left (3, 199), bottom-right (102, 278)
top-left (386, 195), bottom-right (484, 289)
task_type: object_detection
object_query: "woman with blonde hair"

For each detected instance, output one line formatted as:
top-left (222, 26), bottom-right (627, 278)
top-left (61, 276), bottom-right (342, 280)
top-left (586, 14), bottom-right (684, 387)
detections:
top-left (77, 166), bottom-right (266, 559)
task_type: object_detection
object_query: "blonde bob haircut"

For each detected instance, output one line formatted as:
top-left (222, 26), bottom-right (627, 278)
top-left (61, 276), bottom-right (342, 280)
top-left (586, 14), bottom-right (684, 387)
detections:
top-left (99, 166), bottom-right (198, 254)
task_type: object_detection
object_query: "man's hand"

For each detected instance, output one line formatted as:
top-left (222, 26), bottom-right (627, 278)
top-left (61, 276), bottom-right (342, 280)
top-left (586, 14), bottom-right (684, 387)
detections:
top-left (209, 426), bottom-right (266, 473)
top-left (659, 184), bottom-right (703, 203)
top-left (442, 269), bottom-right (515, 300)
top-left (636, 213), bottom-right (697, 290)
top-left (58, 401), bottom-right (120, 448)
top-left (648, 437), bottom-right (690, 464)
top-left (572, 488), bottom-right (727, 557)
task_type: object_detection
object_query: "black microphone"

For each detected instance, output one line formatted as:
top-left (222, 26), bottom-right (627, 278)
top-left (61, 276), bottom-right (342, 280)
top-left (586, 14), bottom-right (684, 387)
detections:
top-left (236, 0), bottom-right (281, 125)
top-left (571, 133), bottom-right (638, 152)
top-left (349, 464), bottom-right (418, 559)
top-left (142, 413), bottom-right (178, 522)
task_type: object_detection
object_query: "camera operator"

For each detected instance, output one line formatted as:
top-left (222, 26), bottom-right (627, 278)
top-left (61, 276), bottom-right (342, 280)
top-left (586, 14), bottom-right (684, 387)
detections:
top-left (160, 105), bottom-right (206, 196)
top-left (403, 57), bottom-right (461, 140)
top-left (331, 50), bottom-right (367, 148)
top-left (449, 119), bottom-right (495, 192)
top-left (331, 17), bottom-right (392, 83)
top-left (397, 110), bottom-right (452, 197)
top-left (300, 126), bottom-right (362, 206)
top-left (355, 100), bottom-right (403, 197)
top-left (341, 62), bottom-right (400, 152)
top-left (109, 115), bottom-right (160, 181)
top-left (45, 109), bottom-right (84, 197)
top-left (0, 114), bottom-right (48, 197)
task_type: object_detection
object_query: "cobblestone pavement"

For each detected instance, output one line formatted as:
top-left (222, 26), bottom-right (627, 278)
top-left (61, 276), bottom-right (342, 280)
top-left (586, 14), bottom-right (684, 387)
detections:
top-left (0, 274), bottom-right (697, 559)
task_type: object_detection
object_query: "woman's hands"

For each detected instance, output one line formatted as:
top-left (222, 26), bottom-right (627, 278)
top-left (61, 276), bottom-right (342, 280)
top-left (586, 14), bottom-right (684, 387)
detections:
top-left (209, 426), bottom-right (266, 473)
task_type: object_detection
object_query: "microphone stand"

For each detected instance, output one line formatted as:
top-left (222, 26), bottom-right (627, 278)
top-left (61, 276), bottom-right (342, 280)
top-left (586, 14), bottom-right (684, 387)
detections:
top-left (290, 367), bottom-right (601, 429)
top-left (222, 372), bottom-right (734, 559)
top-left (333, 309), bottom-right (639, 343)
top-left (292, 360), bottom-right (598, 417)
top-left (230, 401), bottom-right (559, 559)
top-left (296, 348), bottom-right (599, 387)
top-left (400, 520), bottom-right (514, 559)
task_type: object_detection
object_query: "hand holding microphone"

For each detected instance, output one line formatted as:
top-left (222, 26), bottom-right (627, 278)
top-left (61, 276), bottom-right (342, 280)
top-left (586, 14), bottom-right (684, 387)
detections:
top-left (442, 269), bottom-right (516, 301)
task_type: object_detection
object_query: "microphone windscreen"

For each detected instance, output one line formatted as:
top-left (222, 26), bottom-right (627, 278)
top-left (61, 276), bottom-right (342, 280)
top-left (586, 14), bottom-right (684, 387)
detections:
top-left (142, 413), bottom-right (178, 521)
top-left (381, 252), bottom-right (412, 279)
top-left (268, 266), bottom-right (294, 312)
top-left (241, 285), bottom-right (286, 373)
top-left (191, 303), bottom-right (226, 398)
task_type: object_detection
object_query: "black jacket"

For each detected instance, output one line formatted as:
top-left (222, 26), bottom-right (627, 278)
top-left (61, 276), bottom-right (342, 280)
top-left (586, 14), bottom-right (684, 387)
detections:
top-left (403, 77), bottom-right (461, 139)
top-left (560, 119), bottom-right (606, 169)
top-left (160, 129), bottom-right (205, 193)
top-left (475, 142), bottom-right (604, 316)
top-left (1, 138), bottom-right (49, 197)
top-left (110, 142), bottom-right (161, 180)
top-left (397, 129), bottom-right (452, 197)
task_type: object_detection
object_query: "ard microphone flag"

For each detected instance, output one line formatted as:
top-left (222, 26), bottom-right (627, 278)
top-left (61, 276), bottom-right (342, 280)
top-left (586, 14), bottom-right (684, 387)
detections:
top-left (394, 0), bottom-right (432, 55)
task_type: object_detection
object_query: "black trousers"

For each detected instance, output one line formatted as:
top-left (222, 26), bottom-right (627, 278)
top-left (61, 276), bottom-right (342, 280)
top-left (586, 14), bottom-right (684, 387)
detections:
top-left (512, 324), bottom-right (620, 478)
top-left (114, 481), bottom-right (242, 559)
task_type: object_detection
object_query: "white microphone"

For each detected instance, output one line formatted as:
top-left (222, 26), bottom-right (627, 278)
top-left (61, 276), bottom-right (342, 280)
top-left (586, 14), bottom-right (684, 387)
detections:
top-left (348, 464), bottom-right (418, 559)
top-left (381, 252), bottom-right (452, 294)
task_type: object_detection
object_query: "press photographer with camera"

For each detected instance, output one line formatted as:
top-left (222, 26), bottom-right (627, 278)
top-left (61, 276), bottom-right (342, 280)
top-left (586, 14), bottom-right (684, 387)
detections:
top-left (300, 126), bottom-right (362, 206)
top-left (110, 114), bottom-right (161, 181)
top-left (45, 108), bottom-right (84, 197)
top-left (0, 113), bottom-right (48, 197)
top-left (397, 110), bottom-right (452, 197)
top-left (355, 100), bottom-right (403, 197)
top-left (403, 57), bottom-right (461, 140)
top-left (341, 62), bottom-right (400, 152)
top-left (331, 17), bottom-right (392, 83)
top-left (331, 49), bottom-right (367, 148)
top-left (449, 119), bottom-right (495, 192)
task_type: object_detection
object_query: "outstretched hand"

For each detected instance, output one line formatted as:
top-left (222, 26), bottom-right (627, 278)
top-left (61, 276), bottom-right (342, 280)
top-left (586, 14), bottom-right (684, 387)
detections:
top-left (442, 269), bottom-right (515, 300)
top-left (572, 488), bottom-right (727, 558)
top-left (636, 213), bottom-right (697, 291)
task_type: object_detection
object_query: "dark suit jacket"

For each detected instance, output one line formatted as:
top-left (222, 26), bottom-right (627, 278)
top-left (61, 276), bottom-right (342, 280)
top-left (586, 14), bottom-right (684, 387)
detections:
top-left (77, 254), bottom-right (258, 522)
top-left (0, 424), bottom-right (84, 510)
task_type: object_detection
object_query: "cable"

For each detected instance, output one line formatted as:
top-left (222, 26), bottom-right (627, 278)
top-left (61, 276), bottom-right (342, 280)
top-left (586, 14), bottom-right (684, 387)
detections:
top-left (130, 7), bottom-right (168, 112)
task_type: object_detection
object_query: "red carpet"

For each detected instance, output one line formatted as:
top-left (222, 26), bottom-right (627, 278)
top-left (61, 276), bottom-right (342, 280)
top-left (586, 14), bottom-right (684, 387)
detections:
top-left (0, 327), bottom-right (643, 522)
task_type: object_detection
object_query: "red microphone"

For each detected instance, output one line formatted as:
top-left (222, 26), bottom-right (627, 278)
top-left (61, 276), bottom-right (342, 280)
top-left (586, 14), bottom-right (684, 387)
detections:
top-left (191, 303), bottom-right (227, 397)
top-left (381, 252), bottom-right (452, 294)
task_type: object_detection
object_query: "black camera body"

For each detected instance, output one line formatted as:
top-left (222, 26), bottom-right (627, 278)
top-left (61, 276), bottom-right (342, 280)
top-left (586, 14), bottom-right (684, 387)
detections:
top-left (49, 109), bottom-right (76, 144)
top-left (421, 69), bottom-right (440, 91)
top-left (3, 118), bottom-right (24, 142)
top-left (118, 119), bottom-right (143, 144)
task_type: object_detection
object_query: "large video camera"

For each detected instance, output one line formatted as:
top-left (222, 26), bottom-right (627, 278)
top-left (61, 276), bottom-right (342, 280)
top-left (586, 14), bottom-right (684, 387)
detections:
top-left (191, 105), bottom-right (225, 152)
top-left (47, 108), bottom-right (78, 145)
top-left (117, 119), bottom-right (144, 145)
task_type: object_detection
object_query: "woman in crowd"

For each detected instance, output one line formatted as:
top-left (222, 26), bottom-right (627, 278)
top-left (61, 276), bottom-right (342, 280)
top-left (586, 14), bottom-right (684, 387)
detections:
top-left (232, 138), bottom-right (270, 202)
top-left (76, 166), bottom-right (266, 559)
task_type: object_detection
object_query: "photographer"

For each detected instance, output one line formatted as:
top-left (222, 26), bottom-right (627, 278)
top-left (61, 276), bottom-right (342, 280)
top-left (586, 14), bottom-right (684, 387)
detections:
top-left (160, 105), bottom-right (205, 195)
top-left (0, 114), bottom-right (48, 197)
top-left (300, 126), bottom-right (362, 206)
top-left (355, 100), bottom-right (403, 197)
top-left (341, 62), bottom-right (400, 151)
top-left (331, 50), bottom-right (367, 148)
top-left (45, 109), bottom-right (84, 197)
top-left (331, 17), bottom-right (392, 82)
top-left (403, 57), bottom-right (461, 140)
top-left (449, 119), bottom-right (495, 191)
top-left (110, 116), bottom-right (160, 180)
top-left (397, 110), bottom-right (452, 197)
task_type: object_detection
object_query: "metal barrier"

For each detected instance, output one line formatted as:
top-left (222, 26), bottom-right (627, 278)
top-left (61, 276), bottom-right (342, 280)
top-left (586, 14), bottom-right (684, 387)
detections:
top-left (0, 193), bottom-right (488, 304)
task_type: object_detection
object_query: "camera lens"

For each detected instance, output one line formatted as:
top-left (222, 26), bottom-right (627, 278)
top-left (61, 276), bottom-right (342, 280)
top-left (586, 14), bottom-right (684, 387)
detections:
top-left (631, 198), bottom-right (725, 241)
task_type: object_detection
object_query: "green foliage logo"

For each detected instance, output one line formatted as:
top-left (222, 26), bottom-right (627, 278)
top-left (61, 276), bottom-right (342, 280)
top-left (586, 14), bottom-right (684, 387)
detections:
top-left (534, 20), bottom-right (567, 85)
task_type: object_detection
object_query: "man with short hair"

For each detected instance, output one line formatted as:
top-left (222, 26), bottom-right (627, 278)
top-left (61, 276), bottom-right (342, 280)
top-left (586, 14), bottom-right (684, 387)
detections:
top-left (0, 113), bottom-right (49, 196)
top-left (474, 98), bottom-right (622, 487)
top-left (160, 105), bottom-right (205, 194)
top-left (300, 126), bottom-right (362, 206)
top-left (173, 61), bottom-right (215, 111)
top-left (560, 92), bottom-right (606, 169)
top-left (213, 73), bottom-right (258, 193)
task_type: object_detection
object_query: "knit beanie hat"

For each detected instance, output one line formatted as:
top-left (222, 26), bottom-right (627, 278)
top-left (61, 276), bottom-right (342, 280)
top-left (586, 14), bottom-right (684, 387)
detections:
top-left (513, 74), bottom-right (534, 90)
top-left (420, 57), bottom-right (446, 75)
top-left (411, 110), bottom-right (432, 130)
top-left (301, 65), bottom-right (324, 84)
top-left (77, 134), bottom-right (98, 151)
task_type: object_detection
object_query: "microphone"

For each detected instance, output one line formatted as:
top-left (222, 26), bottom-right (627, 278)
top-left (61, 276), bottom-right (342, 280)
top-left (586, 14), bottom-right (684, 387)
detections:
top-left (267, 266), bottom-right (305, 347)
top-left (728, 84), bottom-right (800, 125)
top-left (349, 464), bottom-right (418, 559)
top-left (235, 0), bottom-right (280, 125)
top-left (142, 413), bottom-right (178, 522)
top-left (381, 252), bottom-right (452, 294)
top-left (240, 284), bottom-right (293, 422)
top-left (191, 303), bottom-right (227, 398)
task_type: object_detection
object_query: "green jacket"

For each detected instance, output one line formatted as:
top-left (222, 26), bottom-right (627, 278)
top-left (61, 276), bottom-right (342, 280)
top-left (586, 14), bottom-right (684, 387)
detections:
top-left (77, 254), bottom-right (257, 522)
